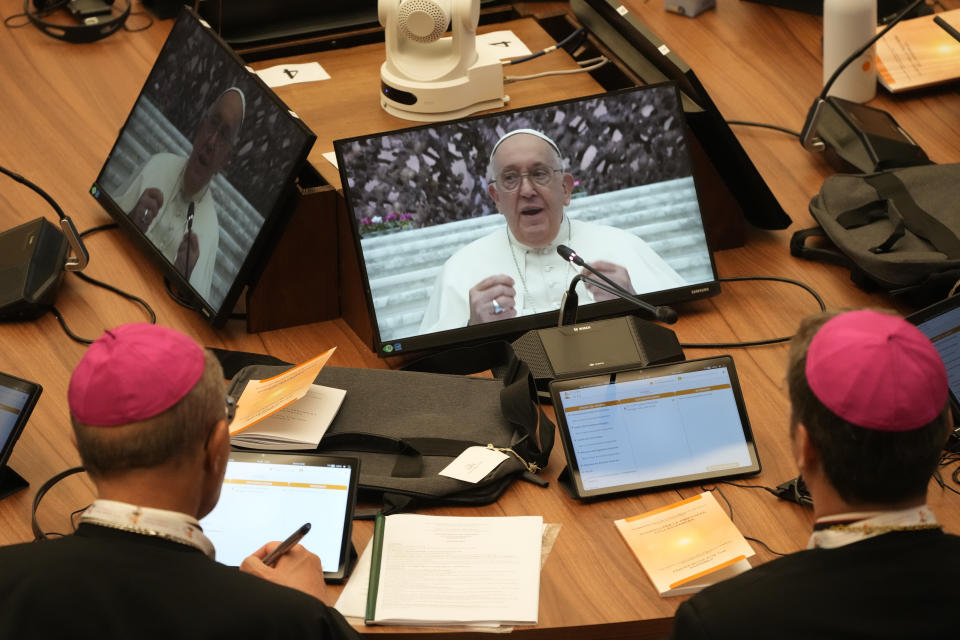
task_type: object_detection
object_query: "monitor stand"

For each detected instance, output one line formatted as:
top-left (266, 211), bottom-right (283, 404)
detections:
top-left (0, 465), bottom-right (28, 501)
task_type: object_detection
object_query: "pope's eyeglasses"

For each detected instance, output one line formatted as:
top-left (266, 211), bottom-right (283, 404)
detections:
top-left (493, 167), bottom-right (562, 192)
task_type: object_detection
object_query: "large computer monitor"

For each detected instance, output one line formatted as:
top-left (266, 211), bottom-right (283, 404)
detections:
top-left (91, 7), bottom-right (316, 325)
top-left (335, 82), bottom-right (719, 357)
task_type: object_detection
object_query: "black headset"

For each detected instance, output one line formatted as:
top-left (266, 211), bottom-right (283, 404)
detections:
top-left (31, 466), bottom-right (87, 540)
top-left (25, 0), bottom-right (130, 44)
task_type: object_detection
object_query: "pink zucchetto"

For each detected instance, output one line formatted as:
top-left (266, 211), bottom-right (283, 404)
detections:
top-left (805, 310), bottom-right (948, 431)
top-left (68, 323), bottom-right (205, 426)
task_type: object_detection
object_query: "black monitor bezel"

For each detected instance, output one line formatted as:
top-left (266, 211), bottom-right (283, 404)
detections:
top-left (334, 82), bottom-right (721, 358)
top-left (0, 371), bottom-right (42, 471)
top-left (90, 6), bottom-right (316, 326)
top-left (549, 355), bottom-right (762, 501)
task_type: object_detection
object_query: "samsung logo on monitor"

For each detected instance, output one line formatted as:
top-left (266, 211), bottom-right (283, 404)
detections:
top-left (689, 287), bottom-right (711, 295)
top-left (573, 325), bottom-right (592, 332)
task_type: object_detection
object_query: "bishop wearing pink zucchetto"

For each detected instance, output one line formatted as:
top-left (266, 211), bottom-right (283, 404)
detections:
top-left (672, 309), bottom-right (960, 640)
top-left (0, 323), bottom-right (357, 640)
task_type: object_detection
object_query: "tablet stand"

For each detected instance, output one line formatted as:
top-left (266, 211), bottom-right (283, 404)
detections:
top-left (0, 465), bottom-right (28, 501)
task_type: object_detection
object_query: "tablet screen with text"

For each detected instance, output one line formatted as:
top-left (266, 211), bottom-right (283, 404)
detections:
top-left (549, 356), bottom-right (760, 499)
top-left (908, 296), bottom-right (960, 412)
top-left (200, 452), bottom-right (358, 580)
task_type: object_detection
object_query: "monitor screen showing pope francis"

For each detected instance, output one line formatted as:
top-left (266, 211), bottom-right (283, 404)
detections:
top-left (334, 82), bottom-right (718, 357)
top-left (90, 7), bottom-right (315, 325)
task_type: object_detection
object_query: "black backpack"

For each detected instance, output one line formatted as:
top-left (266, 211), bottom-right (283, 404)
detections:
top-left (791, 163), bottom-right (960, 307)
top-left (226, 357), bottom-right (554, 518)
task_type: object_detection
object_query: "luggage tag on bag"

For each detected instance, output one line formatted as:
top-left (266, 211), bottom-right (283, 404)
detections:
top-left (438, 446), bottom-right (509, 483)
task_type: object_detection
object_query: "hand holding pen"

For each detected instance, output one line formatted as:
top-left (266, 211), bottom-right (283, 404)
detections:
top-left (262, 522), bottom-right (311, 567)
top-left (240, 522), bottom-right (330, 604)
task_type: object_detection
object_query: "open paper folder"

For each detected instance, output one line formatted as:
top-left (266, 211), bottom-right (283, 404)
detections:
top-left (615, 491), bottom-right (754, 596)
top-left (228, 349), bottom-right (344, 450)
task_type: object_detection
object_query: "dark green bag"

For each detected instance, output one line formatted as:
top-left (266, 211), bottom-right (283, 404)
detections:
top-left (792, 163), bottom-right (960, 306)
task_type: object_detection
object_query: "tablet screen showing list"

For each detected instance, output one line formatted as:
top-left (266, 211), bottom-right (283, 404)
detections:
top-left (201, 452), bottom-right (358, 580)
top-left (550, 356), bottom-right (761, 499)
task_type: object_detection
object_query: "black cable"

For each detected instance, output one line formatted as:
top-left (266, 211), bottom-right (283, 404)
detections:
top-left (505, 28), bottom-right (586, 65)
top-left (163, 276), bottom-right (201, 312)
top-left (3, 12), bottom-right (29, 27)
top-left (79, 222), bottom-right (118, 237)
top-left (705, 484), bottom-right (734, 517)
top-left (680, 276), bottom-right (826, 349)
top-left (123, 9), bottom-right (153, 33)
top-left (74, 271), bottom-right (157, 323)
top-left (3, 0), bottom-right (63, 28)
top-left (933, 469), bottom-right (960, 497)
top-left (69, 504), bottom-right (89, 531)
top-left (48, 305), bottom-right (94, 345)
top-left (0, 165), bottom-right (68, 220)
top-left (44, 224), bottom-right (157, 345)
top-left (819, 0), bottom-right (924, 101)
top-left (703, 484), bottom-right (790, 557)
top-left (745, 535), bottom-right (786, 557)
top-left (720, 480), bottom-right (781, 498)
top-left (726, 120), bottom-right (801, 139)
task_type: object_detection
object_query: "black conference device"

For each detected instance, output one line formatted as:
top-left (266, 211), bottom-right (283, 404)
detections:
top-left (0, 166), bottom-right (89, 321)
top-left (799, 0), bottom-right (932, 174)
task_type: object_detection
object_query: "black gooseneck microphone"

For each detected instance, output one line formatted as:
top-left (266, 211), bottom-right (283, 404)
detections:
top-left (557, 244), bottom-right (678, 325)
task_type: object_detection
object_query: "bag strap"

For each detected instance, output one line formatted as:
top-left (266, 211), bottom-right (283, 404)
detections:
top-left (790, 226), bottom-right (881, 291)
top-left (319, 432), bottom-right (424, 478)
top-left (836, 172), bottom-right (960, 258)
top-left (499, 352), bottom-right (554, 472)
top-left (790, 227), bottom-right (857, 269)
top-left (402, 341), bottom-right (554, 472)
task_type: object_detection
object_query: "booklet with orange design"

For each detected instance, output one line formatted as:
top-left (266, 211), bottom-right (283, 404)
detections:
top-left (876, 9), bottom-right (960, 93)
top-left (228, 348), bottom-right (344, 449)
top-left (614, 491), bottom-right (754, 597)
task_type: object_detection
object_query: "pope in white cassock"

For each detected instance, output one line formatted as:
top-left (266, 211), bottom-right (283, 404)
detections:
top-left (115, 88), bottom-right (246, 302)
top-left (418, 129), bottom-right (686, 334)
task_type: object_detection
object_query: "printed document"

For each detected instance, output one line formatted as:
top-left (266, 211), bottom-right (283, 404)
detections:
top-left (230, 383), bottom-right (345, 449)
top-left (364, 514), bottom-right (542, 626)
top-left (615, 491), bottom-right (754, 596)
top-left (229, 348), bottom-right (335, 436)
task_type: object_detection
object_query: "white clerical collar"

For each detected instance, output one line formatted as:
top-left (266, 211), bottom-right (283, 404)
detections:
top-left (807, 505), bottom-right (940, 550)
top-left (79, 499), bottom-right (215, 558)
top-left (506, 215), bottom-right (572, 256)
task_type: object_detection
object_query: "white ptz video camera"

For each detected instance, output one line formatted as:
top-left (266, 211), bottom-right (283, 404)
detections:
top-left (379, 0), bottom-right (507, 122)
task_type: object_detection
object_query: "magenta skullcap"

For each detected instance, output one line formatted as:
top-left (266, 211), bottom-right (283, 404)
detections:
top-left (805, 310), bottom-right (948, 431)
top-left (68, 323), bottom-right (205, 426)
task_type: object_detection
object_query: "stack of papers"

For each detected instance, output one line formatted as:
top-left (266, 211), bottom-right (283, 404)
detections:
top-left (228, 349), bottom-right (344, 450)
top-left (614, 491), bottom-right (754, 596)
top-left (336, 514), bottom-right (543, 627)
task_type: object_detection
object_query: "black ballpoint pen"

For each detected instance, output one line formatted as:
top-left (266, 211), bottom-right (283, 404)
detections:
top-left (262, 523), bottom-right (311, 567)
top-left (934, 16), bottom-right (960, 45)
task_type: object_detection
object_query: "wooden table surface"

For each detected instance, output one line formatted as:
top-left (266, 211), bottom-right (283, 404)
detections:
top-left (0, 1), bottom-right (958, 638)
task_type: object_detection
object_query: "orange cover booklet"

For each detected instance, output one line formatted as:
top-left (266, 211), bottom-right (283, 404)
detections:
top-left (614, 492), bottom-right (754, 597)
top-left (876, 9), bottom-right (960, 92)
